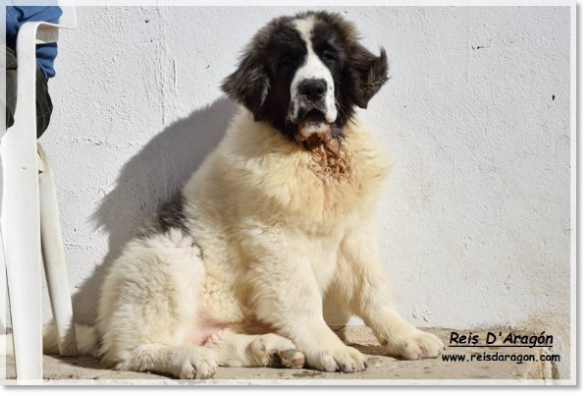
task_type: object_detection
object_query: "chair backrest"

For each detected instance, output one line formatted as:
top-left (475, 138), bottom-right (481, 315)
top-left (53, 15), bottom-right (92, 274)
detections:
top-left (57, 0), bottom-right (76, 29)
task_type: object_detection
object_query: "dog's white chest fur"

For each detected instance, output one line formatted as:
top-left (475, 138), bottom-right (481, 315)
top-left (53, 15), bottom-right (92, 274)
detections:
top-left (180, 110), bottom-right (391, 319)
top-left (306, 230), bottom-right (346, 294)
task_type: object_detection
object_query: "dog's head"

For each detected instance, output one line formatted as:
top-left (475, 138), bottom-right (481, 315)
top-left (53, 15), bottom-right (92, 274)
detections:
top-left (222, 11), bottom-right (389, 143)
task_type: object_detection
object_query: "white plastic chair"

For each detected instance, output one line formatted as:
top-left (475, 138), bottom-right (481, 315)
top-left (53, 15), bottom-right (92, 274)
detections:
top-left (0, 2), bottom-right (77, 381)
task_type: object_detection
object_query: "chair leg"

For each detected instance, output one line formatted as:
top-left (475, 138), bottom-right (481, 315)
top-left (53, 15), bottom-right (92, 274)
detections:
top-left (37, 145), bottom-right (78, 357)
top-left (2, 133), bottom-right (43, 381)
top-left (2, 28), bottom-right (45, 381)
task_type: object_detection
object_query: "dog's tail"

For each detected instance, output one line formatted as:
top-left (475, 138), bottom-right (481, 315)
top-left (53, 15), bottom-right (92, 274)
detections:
top-left (1, 321), bottom-right (99, 357)
top-left (43, 320), bottom-right (100, 357)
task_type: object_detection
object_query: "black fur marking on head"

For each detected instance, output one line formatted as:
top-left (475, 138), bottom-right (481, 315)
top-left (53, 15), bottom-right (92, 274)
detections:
top-left (221, 11), bottom-right (389, 140)
top-left (310, 11), bottom-right (389, 115)
top-left (220, 42), bottom-right (271, 121)
top-left (262, 22), bottom-right (309, 137)
top-left (345, 45), bottom-right (389, 110)
top-left (222, 16), bottom-right (307, 137)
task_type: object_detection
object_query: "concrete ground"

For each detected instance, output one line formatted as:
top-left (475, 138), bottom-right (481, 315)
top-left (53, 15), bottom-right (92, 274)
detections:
top-left (3, 327), bottom-right (555, 385)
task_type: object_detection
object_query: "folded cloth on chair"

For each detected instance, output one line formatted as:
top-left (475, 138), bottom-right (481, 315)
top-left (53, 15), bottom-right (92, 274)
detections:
top-left (6, 5), bottom-right (63, 80)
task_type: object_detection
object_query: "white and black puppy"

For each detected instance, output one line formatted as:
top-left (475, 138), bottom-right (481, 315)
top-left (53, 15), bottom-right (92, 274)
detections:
top-left (44, 11), bottom-right (444, 379)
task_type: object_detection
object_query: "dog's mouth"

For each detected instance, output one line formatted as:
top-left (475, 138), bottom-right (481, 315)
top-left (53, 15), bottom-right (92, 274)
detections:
top-left (296, 108), bottom-right (332, 141)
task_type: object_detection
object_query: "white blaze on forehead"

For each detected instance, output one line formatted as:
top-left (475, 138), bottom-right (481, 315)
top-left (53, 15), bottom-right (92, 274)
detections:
top-left (289, 15), bottom-right (337, 125)
top-left (294, 15), bottom-right (315, 45)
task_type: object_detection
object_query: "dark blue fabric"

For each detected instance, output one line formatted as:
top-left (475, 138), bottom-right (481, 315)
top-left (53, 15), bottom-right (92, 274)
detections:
top-left (6, 5), bottom-right (62, 80)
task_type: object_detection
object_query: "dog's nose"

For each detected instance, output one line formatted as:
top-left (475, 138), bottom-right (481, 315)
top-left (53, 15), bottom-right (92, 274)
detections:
top-left (299, 79), bottom-right (327, 101)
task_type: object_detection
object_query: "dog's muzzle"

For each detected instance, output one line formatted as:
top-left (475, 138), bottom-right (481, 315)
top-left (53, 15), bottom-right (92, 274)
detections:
top-left (292, 78), bottom-right (333, 140)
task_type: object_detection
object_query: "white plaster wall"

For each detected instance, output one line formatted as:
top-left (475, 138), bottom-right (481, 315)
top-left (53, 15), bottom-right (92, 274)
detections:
top-left (40, 6), bottom-right (570, 377)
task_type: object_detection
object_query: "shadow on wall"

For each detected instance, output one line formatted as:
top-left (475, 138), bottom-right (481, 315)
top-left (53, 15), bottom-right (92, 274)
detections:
top-left (71, 97), bottom-right (238, 323)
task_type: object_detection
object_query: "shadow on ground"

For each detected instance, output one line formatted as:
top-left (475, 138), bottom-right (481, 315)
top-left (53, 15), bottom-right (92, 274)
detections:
top-left (6, 327), bottom-right (551, 381)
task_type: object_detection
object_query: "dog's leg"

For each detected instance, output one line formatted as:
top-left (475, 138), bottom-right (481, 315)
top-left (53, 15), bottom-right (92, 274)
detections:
top-left (323, 289), bottom-right (352, 332)
top-left (242, 235), bottom-right (367, 373)
top-left (205, 329), bottom-right (305, 369)
top-left (336, 225), bottom-right (445, 360)
top-left (97, 229), bottom-right (219, 379)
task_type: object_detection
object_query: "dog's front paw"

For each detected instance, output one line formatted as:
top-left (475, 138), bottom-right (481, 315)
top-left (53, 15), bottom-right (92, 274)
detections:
top-left (385, 330), bottom-right (444, 360)
top-left (306, 346), bottom-right (367, 373)
top-left (162, 346), bottom-right (217, 379)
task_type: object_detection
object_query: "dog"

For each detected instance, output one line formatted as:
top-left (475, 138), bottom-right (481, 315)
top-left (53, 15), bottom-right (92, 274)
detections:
top-left (44, 10), bottom-right (444, 379)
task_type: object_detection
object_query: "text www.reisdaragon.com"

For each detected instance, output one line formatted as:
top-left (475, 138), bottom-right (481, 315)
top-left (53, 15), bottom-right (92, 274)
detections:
top-left (441, 352), bottom-right (561, 364)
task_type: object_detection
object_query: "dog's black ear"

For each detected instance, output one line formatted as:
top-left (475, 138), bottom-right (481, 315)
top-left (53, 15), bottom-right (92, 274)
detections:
top-left (346, 45), bottom-right (389, 109)
top-left (221, 48), bottom-right (270, 121)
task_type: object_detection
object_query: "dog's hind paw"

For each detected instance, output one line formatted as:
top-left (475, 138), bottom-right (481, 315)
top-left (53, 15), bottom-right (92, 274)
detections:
top-left (251, 334), bottom-right (305, 369)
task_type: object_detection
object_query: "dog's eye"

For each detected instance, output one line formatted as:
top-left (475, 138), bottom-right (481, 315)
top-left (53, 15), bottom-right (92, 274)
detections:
top-left (321, 51), bottom-right (336, 63)
top-left (280, 55), bottom-right (295, 65)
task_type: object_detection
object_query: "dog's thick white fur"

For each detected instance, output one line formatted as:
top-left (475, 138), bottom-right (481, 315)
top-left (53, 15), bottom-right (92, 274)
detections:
top-left (45, 109), bottom-right (443, 378)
